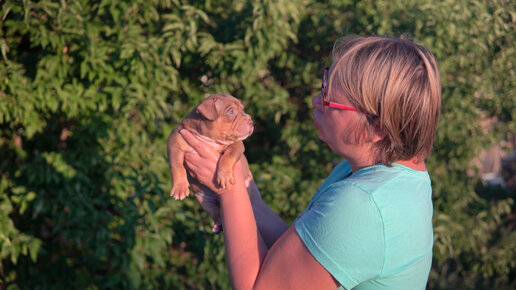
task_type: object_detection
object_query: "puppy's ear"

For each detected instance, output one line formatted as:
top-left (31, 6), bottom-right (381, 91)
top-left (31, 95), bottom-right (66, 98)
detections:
top-left (196, 97), bottom-right (218, 121)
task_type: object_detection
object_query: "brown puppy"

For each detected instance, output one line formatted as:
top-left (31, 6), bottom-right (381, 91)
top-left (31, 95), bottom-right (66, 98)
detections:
top-left (167, 94), bottom-right (254, 232)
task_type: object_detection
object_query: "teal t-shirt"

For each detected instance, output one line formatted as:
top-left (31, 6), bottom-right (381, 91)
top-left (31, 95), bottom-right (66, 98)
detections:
top-left (294, 160), bottom-right (433, 290)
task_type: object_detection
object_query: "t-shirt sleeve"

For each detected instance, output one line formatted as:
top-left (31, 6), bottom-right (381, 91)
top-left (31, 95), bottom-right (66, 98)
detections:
top-left (294, 182), bottom-right (384, 289)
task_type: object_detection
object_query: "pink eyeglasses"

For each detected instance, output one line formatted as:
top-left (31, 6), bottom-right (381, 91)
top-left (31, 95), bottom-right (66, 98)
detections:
top-left (320, 67), bottom-right (359, 113)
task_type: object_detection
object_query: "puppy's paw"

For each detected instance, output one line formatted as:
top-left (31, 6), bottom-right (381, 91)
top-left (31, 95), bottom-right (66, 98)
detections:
top-left (216, 171), bottom-right (235, 189)
top-left (212, 219), bottom-right (223, 234)
top-left (170, 183), bottom-right (190, 200)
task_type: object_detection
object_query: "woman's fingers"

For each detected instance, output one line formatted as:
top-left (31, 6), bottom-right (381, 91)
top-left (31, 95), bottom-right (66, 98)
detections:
top-left (180, 129), bottom-right (221, 190)
top-left (180, 129), bottom-right (211, 158)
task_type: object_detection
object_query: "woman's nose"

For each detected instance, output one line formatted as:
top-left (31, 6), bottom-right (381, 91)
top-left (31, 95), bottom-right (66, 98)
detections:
top-left (312, 93), bottom-right (323, 112)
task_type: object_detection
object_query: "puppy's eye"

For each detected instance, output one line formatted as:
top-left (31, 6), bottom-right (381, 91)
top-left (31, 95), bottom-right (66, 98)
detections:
top-left (228, 109), bottom-right (234, 115)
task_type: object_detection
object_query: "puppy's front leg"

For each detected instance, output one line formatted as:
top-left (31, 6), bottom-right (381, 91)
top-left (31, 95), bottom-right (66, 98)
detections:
top-left (170, 153), bottom-right (190, 199)
top-left (168, 131), bottom-right (190, 200)
top-left (217, 141), bottom-right (245, 189)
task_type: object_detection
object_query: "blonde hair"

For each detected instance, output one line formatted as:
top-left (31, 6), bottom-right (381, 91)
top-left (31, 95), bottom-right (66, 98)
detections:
top-left (329, 35), bottom-right (441, 165)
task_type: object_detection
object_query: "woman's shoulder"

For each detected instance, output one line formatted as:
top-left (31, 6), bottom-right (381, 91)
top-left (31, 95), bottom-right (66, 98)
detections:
top-left (330, 160), bottom-right (353, 179)
top-left (334, 163), bottom-right (430, 196)
top-left (315, 160), bottom-right (353, 193)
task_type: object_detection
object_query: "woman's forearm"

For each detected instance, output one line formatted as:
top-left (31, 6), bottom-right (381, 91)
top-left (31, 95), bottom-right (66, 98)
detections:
top-left (248, 181), bottom-right (289, 248)
top-left (220, 179), bottom-right (268, 289)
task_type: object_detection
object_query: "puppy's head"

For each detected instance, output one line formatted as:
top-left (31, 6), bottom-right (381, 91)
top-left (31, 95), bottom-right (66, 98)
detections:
top-left (195, 94), bottom-right (254, 144)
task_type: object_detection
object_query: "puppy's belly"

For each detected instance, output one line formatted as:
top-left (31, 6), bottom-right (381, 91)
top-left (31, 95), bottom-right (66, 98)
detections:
top-left (188, 180), bottom-right (220, 217)
top-left (190, 182), bottom-right (219, 200)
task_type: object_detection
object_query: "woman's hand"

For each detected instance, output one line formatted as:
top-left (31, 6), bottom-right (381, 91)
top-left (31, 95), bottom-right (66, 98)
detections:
top-left (180, 129), bottom-right (244, 194)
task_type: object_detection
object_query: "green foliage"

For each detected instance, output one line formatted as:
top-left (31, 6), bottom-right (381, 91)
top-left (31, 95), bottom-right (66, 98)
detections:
top-left (0, 0), bottom-right (514, 289)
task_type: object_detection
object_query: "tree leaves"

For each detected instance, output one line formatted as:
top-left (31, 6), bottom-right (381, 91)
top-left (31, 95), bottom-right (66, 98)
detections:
top-left (0, 0), bottom-right (514, 288)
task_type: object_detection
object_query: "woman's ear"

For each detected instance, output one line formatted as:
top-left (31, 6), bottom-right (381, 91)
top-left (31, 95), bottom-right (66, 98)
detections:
top-left (371, 119), bottom-right (386, 143)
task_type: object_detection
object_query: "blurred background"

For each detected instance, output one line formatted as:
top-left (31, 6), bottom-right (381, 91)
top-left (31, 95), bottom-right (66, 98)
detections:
top-left (0, 0), bottom-right (514, 289)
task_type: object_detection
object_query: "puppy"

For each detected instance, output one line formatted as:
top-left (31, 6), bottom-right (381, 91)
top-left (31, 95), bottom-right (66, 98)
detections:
top-left (167, 94), bottom-right (254, 232)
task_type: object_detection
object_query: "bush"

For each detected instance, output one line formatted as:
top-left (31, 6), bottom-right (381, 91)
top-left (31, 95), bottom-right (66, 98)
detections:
top-left (1, 0), bottom-right (514, 288)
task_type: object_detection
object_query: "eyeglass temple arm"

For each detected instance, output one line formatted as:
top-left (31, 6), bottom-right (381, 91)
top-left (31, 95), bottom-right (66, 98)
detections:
top-left (325, 101), bottom-right (359, 111)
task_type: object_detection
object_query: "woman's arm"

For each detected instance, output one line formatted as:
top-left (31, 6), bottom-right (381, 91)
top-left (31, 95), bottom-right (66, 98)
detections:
top-left (246, 177), bottom-right (289, 247)
top-left (219, 172), bottom-right (267, 288)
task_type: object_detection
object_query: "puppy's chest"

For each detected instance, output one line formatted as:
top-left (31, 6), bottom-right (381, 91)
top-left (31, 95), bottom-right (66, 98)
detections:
top-left (183, 131), bottom-right (230, 153)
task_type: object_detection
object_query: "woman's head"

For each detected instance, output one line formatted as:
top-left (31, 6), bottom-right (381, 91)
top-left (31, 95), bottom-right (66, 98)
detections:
top-left (328, 35), bottom-right (441, 165)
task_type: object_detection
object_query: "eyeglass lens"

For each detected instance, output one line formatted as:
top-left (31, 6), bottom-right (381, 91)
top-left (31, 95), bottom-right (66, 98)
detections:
top-left (321, 67), bottom-right (328, 112)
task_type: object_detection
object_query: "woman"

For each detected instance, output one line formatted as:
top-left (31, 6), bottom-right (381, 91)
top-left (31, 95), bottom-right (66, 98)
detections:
top-left (180, 35), bottom-right (441, 289)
